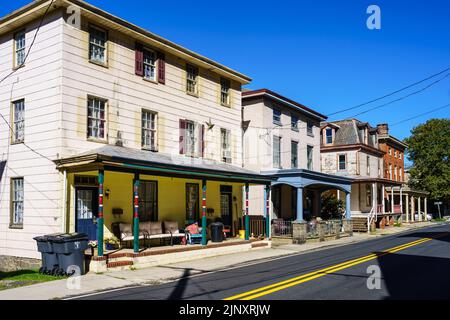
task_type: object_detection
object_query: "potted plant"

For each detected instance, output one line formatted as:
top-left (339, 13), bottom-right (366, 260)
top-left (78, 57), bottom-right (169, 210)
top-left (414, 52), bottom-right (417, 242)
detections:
top-left (105, 237), bottom-right (119, 251)
top-left (88, 240), bottom-right (98, 256)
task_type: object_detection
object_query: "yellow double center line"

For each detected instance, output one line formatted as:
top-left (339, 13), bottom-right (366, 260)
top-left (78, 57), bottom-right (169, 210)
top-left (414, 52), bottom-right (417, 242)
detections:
top-left (225, 233), bottom-right (448, 300)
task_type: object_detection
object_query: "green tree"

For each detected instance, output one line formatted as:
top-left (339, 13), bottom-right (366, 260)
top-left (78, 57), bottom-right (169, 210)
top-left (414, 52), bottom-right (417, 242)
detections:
top-left (404, 119), bottom-right (450, 204)
top-left (320, 191), bottom-right (345, 220)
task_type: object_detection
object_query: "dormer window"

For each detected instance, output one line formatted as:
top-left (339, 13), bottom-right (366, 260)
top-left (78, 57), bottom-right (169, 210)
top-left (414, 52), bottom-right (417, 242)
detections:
top-left (273, 109), bottom-right (281, 125)
top-left (325, 128), bottom-right (333, 144)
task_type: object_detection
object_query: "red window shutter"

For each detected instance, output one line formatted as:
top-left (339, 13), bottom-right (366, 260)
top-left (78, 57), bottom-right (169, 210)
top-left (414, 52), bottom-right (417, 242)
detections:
top-left (179, 119), bottom-right (186, 154)
top-left (135, 42), bottom-right (144, 76)
top-left (198, 124), bottom-right (205, 157)
top-left (157, 52), bottom-right (165, 84)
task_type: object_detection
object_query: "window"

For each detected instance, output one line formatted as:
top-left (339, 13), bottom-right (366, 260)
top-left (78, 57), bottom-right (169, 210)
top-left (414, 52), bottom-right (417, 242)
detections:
top-left (273, 136), bottom-right (281, 168)
top-left (221, 128), bottom-right (232, 163)
top-left (325, 128), bottom-right (333, 144)
top-left (291, 115), bottom-right (298, 131)
top-left (366, 155), bottom-right (370, 175)
top-left (338, 154), bottom-right (346, 170)
top-left (307, 122), bottom-right (314, 136)
top-left (10, 178), bottom-right (24, 227)
top-left (291, 141), bottom-right (298, 168)
top-left (14, 31), bottom-right (25, 67)
top-left (394, 165), bottom-right (397, 181)
top-left (394, 150), bottom-right (397, 158)
top-left (273, 109), bottom-right (281, 125)
top-left (12, 99), bottom-right (25, 143)
top-left (389, 164), bottom-right (392, 180)
top-left (365, 184), bottom-right (372, 207)
top-left (388, 148), bottom-right (392, 155)
top-left (378, 159), bottom-right (381, 177)
top-left (89, 26), bottom-right (107, 64)
top-left (186, 183), bottom-right (199, 221)
top-left (307, 145), bottom-right (313, 170)
top-left (399, 167), bottom-right (402, 181)
top-left (186, 64), bottom-right (199, 95)
top-left (87, 97), bottom-right (107, 140)
top-left (399, 153), bottom-right (402, 160)
top-left (142, 110), bottom-right (157, 151)
top-left (138, 181), bottom-right (158, 222)
top-left (185, 121), bottom-right (197, 157)
top-left (220, 78), bottom-right (231, 106)
top-left (143, 49), bottom-right (156, 81)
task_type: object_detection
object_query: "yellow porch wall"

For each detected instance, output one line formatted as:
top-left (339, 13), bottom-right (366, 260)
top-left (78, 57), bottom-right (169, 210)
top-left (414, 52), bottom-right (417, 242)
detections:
top-left (68, 171), bottom-right (244, 239)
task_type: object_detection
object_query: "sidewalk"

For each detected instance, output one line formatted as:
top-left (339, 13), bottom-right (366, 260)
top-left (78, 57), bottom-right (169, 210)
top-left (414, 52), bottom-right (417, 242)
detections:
top-left (0, 220), bottom-right (446, 300)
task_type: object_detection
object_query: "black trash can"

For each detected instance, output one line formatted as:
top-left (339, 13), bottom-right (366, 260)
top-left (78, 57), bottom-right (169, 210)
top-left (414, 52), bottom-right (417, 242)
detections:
top-left (49, 233), bottom-right (88, 276)
top-left (210, 222), bottom-right (224, 243)
top-left (34, 233), bottom-right (65, 275)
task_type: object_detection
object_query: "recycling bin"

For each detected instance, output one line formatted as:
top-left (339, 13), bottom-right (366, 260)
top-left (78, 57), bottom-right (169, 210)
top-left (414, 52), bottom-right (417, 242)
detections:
top-left (49, 233), bottom-right (89, 276)
top-left (34, 233), bottom-right (64, 275)
top-left (210, 222), bottom-right (224, 243)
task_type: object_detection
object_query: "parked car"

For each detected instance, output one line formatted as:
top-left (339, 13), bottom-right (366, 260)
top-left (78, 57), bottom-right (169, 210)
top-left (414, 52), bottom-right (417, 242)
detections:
top-left (414, 213), bottom-right (432, 221)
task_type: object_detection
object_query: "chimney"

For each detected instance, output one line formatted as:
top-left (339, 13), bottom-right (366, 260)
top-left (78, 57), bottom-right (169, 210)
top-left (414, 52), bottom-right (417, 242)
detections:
top-left (377, 123), bottom-right (389, 135)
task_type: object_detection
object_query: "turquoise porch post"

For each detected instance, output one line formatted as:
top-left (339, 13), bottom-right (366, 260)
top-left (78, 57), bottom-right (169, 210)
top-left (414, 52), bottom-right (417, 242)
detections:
top-left (245, 183), bottom-right (250, 240)
top-left (97, 170), bottom-right (104, 257)
top-left (201, 179), bottom-right (207, 246)
top-left (296, 187), bottom-right (304, 222)
top-left (264, 185), bottom-right (270, 239)
top-left (133, 174), bottom-right (140, 253)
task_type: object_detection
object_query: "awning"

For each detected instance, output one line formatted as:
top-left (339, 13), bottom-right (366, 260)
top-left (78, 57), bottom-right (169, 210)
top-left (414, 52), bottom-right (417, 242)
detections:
top-left (54, 145), bottom-right (274, 184)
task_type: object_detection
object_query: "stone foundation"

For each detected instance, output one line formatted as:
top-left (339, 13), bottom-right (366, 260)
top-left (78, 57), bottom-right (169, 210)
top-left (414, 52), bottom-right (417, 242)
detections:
top-left (292, 222), bottom-right (307, 244)
top-left (0, 255), bottom-right (41, 272)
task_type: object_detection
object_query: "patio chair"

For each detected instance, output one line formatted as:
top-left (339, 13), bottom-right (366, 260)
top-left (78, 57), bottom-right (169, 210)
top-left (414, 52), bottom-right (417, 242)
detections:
top-left (185, 222), bottom-right (203, 244)
top-left (112, 222), bottom-right (146, 249)
top-left (163, 221), bottom-right (186, 245)
top-left (139, 221), bottom-right (172, 248)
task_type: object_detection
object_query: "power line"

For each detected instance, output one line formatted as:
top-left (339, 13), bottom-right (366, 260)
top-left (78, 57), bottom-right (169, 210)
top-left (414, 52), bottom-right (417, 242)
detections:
top-left (349, 72), bottom-right (450, 118)
top-left (327, 67), bottom-right (450, 117)
top-left (390, 103), bottom-right (450, 127)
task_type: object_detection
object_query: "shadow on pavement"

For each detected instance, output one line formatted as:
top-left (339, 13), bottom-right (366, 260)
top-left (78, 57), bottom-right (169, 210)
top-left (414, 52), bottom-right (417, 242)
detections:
top-left (398, 231), bottom-right (450, 244)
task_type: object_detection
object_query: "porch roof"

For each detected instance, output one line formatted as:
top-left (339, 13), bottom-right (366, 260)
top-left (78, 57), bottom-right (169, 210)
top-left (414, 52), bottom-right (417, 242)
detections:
top-left (54, 145), bottom-right (274, 184)
top-left (261, 169), bottom-right (354, 193)
top-left (349, 176), bottom-right (403, 186)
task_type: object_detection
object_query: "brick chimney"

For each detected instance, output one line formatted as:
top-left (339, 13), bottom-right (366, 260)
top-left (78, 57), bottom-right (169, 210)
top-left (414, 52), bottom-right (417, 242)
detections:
top-left (377, 123), bottom-right (389, 135)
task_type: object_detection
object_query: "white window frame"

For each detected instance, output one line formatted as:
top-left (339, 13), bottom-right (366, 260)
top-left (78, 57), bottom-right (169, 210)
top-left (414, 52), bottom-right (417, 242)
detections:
top-left (14, 30), bottom-right (26, 68)
top-left (273, 136), bottom-right (281, 168)
top-left (307, 122), bottom-right (314, 136)
top-left (87, 97), bottom-right (107, 141)
top-left (291, 140), bottom-right (298, 168)
top-left (366, 155), bottom-right (370, 175)
top-left (142, 110), bottom-right (158, 151)
top-left (291, 115), bottom-right (299, 131)
top-left (12, 99), bottom-right (25, 143)
top-left (307, 145), bottom-right (314, 170)
top-left (221, 128), bottom-right (232, 163)
top-left (325, 128), bottom-right (333, 144)
top-left (186, 64), bottom-right (199, 95)
top-left (338, 154), bottom-right (346, 171)
top-left (143, 48), bottom-right (157, 81)
top-left (273, 109), bottom-right (281, 125)
top-left (89, 25), bottom-right (107, 64)
top-left (185, 120), bottom-right (197, 157)
top-left (10, 177), bottom-right (24, 228)
top-left (220, 78), bottom-right (231, 106)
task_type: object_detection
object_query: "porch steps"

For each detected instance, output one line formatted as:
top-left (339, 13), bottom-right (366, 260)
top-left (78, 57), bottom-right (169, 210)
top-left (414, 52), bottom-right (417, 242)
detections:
top-left (352, 217), bottom-right (368, 232)
top-left (106, 260), bottom-right (133, 269)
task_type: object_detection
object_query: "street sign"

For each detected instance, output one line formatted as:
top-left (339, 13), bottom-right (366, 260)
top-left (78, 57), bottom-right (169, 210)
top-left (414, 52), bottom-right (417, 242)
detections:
top-left (434, 202), bottom-right (443, 205)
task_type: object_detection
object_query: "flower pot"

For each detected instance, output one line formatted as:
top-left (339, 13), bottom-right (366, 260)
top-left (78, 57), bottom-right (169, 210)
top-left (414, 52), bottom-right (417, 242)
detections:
top-left (105, 243), bottom-right (115, 251)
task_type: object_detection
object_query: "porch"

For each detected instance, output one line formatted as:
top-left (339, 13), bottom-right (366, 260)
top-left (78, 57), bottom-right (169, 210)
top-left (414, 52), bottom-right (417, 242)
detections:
top-left (55, 145), bottom-right (274, 259)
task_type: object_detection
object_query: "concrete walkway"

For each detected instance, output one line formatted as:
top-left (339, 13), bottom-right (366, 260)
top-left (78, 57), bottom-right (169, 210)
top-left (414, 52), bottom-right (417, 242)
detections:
top-left (0, 220), bottom-right (446, 300)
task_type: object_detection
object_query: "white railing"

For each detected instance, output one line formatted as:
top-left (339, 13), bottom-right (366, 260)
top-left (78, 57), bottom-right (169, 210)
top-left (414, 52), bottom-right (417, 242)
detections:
top-left (367, 205), bottom-right (377, 232)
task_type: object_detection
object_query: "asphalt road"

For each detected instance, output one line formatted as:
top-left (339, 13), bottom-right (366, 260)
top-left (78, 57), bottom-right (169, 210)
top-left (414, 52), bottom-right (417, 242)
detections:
top-left (75, 223), bottom-right (450, 300)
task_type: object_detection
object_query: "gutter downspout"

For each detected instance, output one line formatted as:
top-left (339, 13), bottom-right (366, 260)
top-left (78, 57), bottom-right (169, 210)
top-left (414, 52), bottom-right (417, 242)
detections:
top-left (62, 169), bottom-right (67, 233)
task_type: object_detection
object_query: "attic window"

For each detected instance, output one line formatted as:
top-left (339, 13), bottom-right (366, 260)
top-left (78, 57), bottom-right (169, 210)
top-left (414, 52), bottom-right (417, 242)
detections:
top-left (325, 128), bottom-right (333, 144)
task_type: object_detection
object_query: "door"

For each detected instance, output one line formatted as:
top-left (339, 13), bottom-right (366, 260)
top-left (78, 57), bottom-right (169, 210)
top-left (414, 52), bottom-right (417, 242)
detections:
top-left (75, 187), bottom-right (99, 241)
top-left (220, 186), bottom-right (233, 227)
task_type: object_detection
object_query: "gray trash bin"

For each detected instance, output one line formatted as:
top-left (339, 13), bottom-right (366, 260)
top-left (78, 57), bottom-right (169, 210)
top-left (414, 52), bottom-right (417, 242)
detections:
top-left (49, 233), bottom-right (89, 276)
top-left (34, 233), bottom-right (65, 275)
top-left (210, 222), bottom-right (224, 243)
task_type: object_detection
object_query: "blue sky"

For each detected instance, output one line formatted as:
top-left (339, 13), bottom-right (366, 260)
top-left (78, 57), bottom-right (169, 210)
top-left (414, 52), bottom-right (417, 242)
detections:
top-left (1, 0), bottom-right (449, 143)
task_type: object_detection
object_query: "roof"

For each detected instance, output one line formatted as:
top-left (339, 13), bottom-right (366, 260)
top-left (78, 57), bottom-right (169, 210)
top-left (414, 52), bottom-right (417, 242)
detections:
top-left (242, 89), bottom-right (327, 121)
top-left (323, 119), bottom-right (380, 149)
top-left (55, 145), bottom-right (273, 183)
top-left (378, 134), bottom-right (408, 150)
top-left (0, 0), bottom-right (251, 84)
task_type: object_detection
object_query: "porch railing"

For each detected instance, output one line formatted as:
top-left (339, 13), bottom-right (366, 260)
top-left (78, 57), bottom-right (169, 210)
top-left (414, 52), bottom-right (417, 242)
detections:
top-left (238, 216), bottom-right (267, 238)
top-left (393, 204), bottom-right (402, 214)
top-left (271, 219), bottom-right (293, 237)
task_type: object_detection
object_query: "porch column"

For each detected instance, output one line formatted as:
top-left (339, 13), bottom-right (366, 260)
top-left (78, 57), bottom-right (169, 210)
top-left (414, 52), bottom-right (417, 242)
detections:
top-left (418, 197), bottom-right (422, 222)
top-left (345, 192), bottom-right (351, 220)
top-left (244, 183), bottom-right (250, 241)
top-left (264, 185), bottom-right (271, 239)
top-left (400, 187), bottom-right (403, 213)
top-left (405, 194), bottom-right (409, 222)
top-left (337, 190), bottom-right (341, 201)
top-left (97, 170), bottom-right (104, 257)
top-left (133, 174), bottom-right (140, 253)
top-left (411, 196), bottom-right (415, 222)
top-left (372, 183), bottom-right (376, 212)
top-left (296, 187), bottom-right (304, 222)
top-left (381, 185), bottom-right (385, 214)
top-left (202, 179), bottom-right (207, 246)
top-left (391, 187), bottom-right (394, 213)
top-left (424, 197), bottom-right (428, 220)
